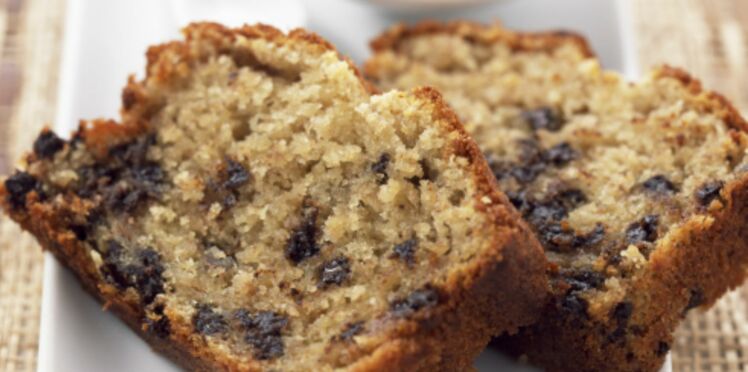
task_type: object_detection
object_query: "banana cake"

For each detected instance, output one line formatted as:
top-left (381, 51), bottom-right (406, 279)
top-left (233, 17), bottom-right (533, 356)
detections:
top-left (365, 21), bottom-right (748, 372)
top-left (0, 23), bottom-right (549, 371)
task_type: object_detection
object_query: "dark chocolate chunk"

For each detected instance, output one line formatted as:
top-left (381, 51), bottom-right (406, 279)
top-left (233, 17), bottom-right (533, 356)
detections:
top-left (33, 131), bottom-right (65, 159)
top-left (538, 222), bottom-right (577, 252)
top-left (695, 181), bottom-right (724, 206)
top-left (101, 240), bottom-right (130, 289)
top-left (105, 182), bottom-right (146, 213)
top-left (506, 191), bottom-right (531, 213)
top-left (544, 142), bottom-right (577, 166)
top-left (577, 223), bottom-right (606, 248)
top-left (485, 153), bottom-right (512, 181)
top-left (223, 193), bottom-right (237, 208)
top-left (69, 224), bottom-right (89, 241)
top-left (522, 107), bottom-right (564, 132)
top-left (132, 163), bottom-right (164, 188)
top-left (685, 288), bottom-right (706, 311)
top-left (510, 163), bottom-right (547, 184)
top-left (516, 139), bottom-right (545, 164)
top-left (607, 327), bottom-right (627, 344)
top-left (285, 206), bottom-right (320, 264)
top-left (607, 302), bottom-right (634, 344)
top-left (223, 159), bottom-right (251, 189)
top-left (235, 310), bottom-right (288, 360)
top-left (134, 248), bottom-right (165, 304)
top-left (390, 287), bottom-right (439, 317)
top-left (193, 305), bottom-right (228, 335)
top-left (391, 238), bottom-right (417, 267)
top-left (336, 321), bottom-right (364, 342)
top-left (642, 174), bottom-right (678, 194)
top-left (109, 135), bottom-right (155, 167)
top-left (527, 199), bottom-right (568, 226)
top-left (318, 256), bottom-right (351, 287)
top-left (560, 293), bottom-right (588, 318)
top-left (557, 188), bottom-right (587, 208)
top-left (372, 153), bottom-right (391, 185)
top-left (611, 301), bottom-right (634, 324)
top-left (100, 242), bottom-right (164, 304)
top-left (656, 341), bottom-right (671, 356)
top-left (565, 270), bottom-right (606, 292)
top-left (146, 315), bottom-right (171, 339)
top-left (75, 164), bottom-right (115, 198)
top-left (625, 215), bottom-right (659, 244)
top-left (4, 171), bottom-right (41, 209)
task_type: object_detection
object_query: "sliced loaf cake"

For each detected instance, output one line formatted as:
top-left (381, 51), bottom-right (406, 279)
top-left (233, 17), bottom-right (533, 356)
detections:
top-left (366, 21), bottom-right (748, 372)
top-left (0, 23), bottom-right (548, 371)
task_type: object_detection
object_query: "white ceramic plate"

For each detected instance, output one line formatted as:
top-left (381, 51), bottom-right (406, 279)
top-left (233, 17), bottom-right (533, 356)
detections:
top-left (38, 0), bottom-right (669, 371)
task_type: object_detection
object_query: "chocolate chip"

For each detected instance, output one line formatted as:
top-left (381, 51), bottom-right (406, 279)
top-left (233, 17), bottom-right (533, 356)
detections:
top-left (607, 327), bottom-right (627, 344)
top-left (109, 135), bottom-right (155, 167)
top-left (696, 181), bottom-right (724, 206)
top-left (69, 224), bottom-right (89, 241)
top-left (390, 287), bottom-right (439, 317)
top-left (234, 310), bottom-right (288, 360)
top-left (522, 107), bottom-right (564, 132)
top-left (578, 223), bottom-right (605, 248)
top-left (685, 288), bottom-right (705, 311)
top-left (557, 189), bottom-right (587, 208)
top-left (285, 206), bottom-right (320, 264)
top-left (101, 240), bottom-right (130, 289)
top-left (625, 215), bottom-right (659, 244)
top-left (516, 139), bottom-right (545, 164)
top-left (485, 153), bottom-right (511, 181)
top-left (506, 191), bottom-right (531, 213)
top-left (146, 315), bottom-right (171, 339)
top-left (538, 222), bottom-right (577, 252)
top-left (544, 142), bottom-right (577, 166)
top-left (134, 249), bottom-right (165, 304)
top-left (527, 200), bottom-right (568, 226)
top-left (656, 341), bottom-right (670, 356)
top-left (336, 321), bottom-right (364, 342)
top-left (193, 305), bottom-right (228, 335)
top-left (510, 163), bottom-right (546, 184)
top-left (372, 153), bottom-right (391, 185)
top-left (100, 242), bottom-right (164, 304)
top-left (318, 256), bottom-right (351, 287)
top-left (606, 302), bottom-right (634, 344)
top-left (565, 270), bottom-right (605, 291)
top-left (105, 182), bottom-right (147, 213)
top-left (391, 238), bottom-right (417, 267)
top-left (612, 301), bottom-right (633, 324)
top-left (223, 159), bottom-right (251, 189)
top-left (132, 163), bottom-right (164, 188)
top-left (642, 175), bottom-right (678, 194)
top-left (4, 171), bottom-right (41, 209)
top-left (75, 135), bottom-right (164, 212)
top-left (560, 293), bottom-right (588, 318)
top-left (33, 131), bottom-right (65, 159)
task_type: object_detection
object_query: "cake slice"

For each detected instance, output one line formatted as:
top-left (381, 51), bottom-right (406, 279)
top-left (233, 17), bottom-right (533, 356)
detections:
top-left (0, 23), bottom-right (547, 371)
top-left (365, 21), bottom-right (748, 372)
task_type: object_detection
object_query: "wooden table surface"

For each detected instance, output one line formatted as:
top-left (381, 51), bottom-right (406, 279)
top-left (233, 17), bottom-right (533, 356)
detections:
top-left (1, 0), bottom-right (748, 371)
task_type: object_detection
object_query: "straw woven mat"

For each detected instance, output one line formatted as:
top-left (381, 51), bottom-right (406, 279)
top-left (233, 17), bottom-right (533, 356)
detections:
top-left (1, 0), bottom-right (747, 371)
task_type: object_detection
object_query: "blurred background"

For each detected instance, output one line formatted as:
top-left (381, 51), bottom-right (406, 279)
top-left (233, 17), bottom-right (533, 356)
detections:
top-left (1, 0), bottom-right (748, 371)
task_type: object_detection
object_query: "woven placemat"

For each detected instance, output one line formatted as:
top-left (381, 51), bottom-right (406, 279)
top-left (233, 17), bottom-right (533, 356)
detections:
top-left (0, 0), bottom-right (747, 371)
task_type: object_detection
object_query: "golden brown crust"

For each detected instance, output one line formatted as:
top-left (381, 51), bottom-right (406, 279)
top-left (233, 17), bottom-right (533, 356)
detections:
top-left (654, 65), bottom-right (748, 132)
top-left (1, 22), bottom-right (547, 371)
top-left (369, 20), bottom-right (594, 59)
